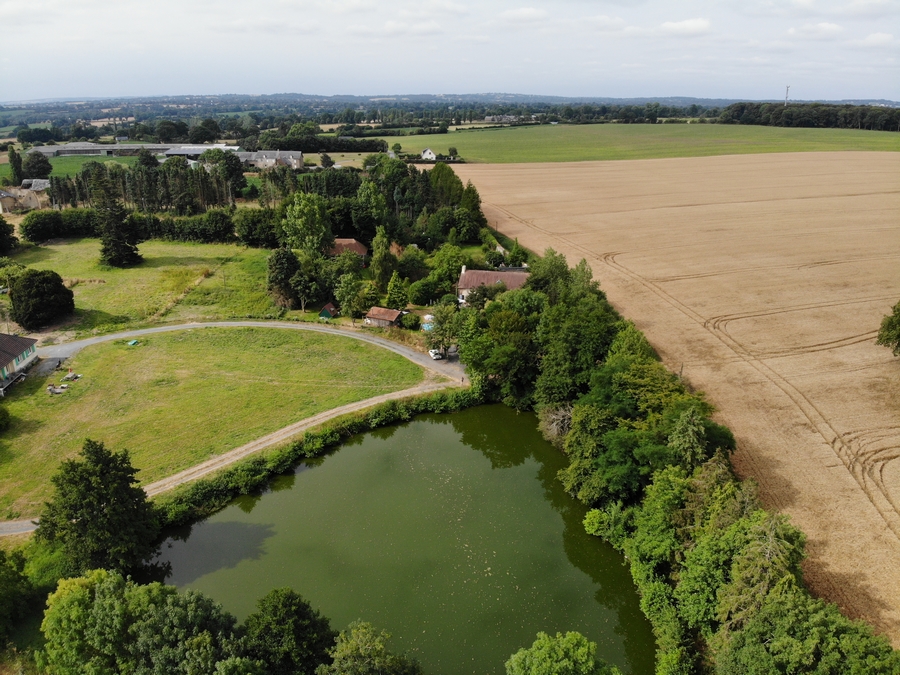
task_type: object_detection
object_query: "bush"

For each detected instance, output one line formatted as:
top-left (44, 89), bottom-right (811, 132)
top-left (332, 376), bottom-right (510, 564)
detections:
top-left (10, 268), bottom-right (74, 330)
top-left (407, 278), bottom-right (439, 306)
top-left (59, 208), bottom-right (100, 236)
top-left (400, 313), bottom-right (421, 330)
top-left (0, 215), bottom-right (18, 255)
top-left (144, 209), bottom-right (236, 243)
top-left (234, 208), bottom-right (280, 248)
top-left (20, 210), bottom-right (63, 242)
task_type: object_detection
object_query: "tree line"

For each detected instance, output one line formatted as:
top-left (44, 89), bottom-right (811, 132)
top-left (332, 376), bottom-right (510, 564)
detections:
top-left (719, 102), bottom-right (900, 131)
top-left (422, 250), bottom-right (900, 673)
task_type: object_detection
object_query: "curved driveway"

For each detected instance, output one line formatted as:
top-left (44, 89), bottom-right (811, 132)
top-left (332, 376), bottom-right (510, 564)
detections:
top-left (0, 321), bottom-right (468, 536)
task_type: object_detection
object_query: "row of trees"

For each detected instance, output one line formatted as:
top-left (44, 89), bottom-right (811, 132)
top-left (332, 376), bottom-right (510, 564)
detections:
top-left (46, 149), bottom-right (246, 215)
top-left (719, 102), bottom-right (900, 131)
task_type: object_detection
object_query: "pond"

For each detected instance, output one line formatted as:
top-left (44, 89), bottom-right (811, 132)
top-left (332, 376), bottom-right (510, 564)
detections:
top-left (157, 405), bottom-right (656, 674)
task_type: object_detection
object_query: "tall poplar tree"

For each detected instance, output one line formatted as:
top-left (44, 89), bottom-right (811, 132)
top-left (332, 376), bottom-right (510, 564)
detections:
top-left (7, 147), bottom-right (23, 186)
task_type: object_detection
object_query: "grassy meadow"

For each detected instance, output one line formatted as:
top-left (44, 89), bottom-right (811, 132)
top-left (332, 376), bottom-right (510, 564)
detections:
top-left (6, 240), bottom-right (276, 333)
top-left (0, 327), bottom-right (425, 518)
top-left (0, 153), bottom-right (139, 182)
top-left (383, 123), bottom-right (900, 163)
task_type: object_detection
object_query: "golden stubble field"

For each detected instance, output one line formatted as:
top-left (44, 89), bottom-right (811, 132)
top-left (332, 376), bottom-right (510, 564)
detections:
top-left (455, 152), bottom-right (900, 644)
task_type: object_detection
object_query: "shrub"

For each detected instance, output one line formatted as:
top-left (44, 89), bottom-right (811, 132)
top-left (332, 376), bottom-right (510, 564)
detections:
top-left (400, 313), bottom-right (421, 330)
top-left (20, 210), bottom-right (63, 242)
top-left (59, 208), bottom-right (99, 237)
top-left (234, 208), bottom-right (280, 248)
top-left (10, 268), bottom-right (74, 330)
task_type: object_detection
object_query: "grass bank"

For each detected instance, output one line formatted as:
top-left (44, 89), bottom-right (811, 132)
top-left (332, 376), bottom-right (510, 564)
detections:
top-left (380, 123), bottom-right (900, 163)
top-left (0, 327), bottom-right (425, 518)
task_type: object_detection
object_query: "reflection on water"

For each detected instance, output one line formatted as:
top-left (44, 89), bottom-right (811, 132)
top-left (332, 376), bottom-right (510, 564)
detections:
top-left (156, 405), bottom-right (655, 675)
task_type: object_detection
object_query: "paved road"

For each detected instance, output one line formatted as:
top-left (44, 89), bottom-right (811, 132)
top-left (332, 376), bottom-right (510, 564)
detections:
top-left (0, 321), bottom-right (468, 536)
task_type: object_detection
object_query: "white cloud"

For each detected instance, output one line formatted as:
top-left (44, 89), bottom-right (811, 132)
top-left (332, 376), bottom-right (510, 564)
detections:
top-left (350, 20), bottom-right (442, 36)
top-left (587, 15), bottom-right (626, 30)
top-left (852, 31), bottom-right (895, 45)
top-left (788, 21), bottom-right (844, 37)
top-left (841, 0), bottom-right (897, 16)
top-left (660, 18), bottom-right (712, 36)
top-left (214, 19), bottom-right (318, 35)
top-left (499, 7), bottom-right (548, 23)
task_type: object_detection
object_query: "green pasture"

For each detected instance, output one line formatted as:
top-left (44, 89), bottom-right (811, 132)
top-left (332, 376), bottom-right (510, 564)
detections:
top-left (379, 123), bottom-right (900, 163)
top-left (0, 327), bottom-right (425, 517)
top-left (0, 154), bottom-right (140, 182)
top-left (7, 240), bottom-right (274, 333)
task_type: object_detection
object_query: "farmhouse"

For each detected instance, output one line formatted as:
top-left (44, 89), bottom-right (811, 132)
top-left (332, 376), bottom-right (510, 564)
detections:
top-left (457, 266), bottom-right (530, 304)
top-left (235, 150), bottom-right (304, 170)
top-left (0, 190), bottom-right (20, 214)
top-left (364, 307), bottom-right (403, 328)
top-left (0, 333), bottom-right (38, 396)
top-left (328, 238), bottom-right (368, 257)
top-left (421, 148), bottom-right (437, 161)
top-left (164, 145), bottom-right (235, 160)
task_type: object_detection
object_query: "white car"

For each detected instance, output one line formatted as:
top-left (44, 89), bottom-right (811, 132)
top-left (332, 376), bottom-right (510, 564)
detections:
top-left (428, 349), bottom-right (444, 360)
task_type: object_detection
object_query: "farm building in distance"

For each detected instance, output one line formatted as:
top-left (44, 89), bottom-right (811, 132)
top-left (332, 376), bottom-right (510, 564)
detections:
top-left (457, 266), bottom-right (530, 304)
top-left (421, 148), bottom-right (437, 160)
top-left (234, 150), bottom-right (304, 169)
top-left (364, 307), bottom-right (403, 328)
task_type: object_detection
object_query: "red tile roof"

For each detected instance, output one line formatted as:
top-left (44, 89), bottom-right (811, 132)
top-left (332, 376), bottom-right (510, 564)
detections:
top-left (458, 270), bottom-right (529, 292)
top-left (365, 307), bottom-right (403, 322)
top-left (329, 239), bottom-right (368, 256)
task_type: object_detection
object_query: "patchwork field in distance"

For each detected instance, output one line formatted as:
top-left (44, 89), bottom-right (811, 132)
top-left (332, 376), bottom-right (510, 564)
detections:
top-left (454, 151), bottom-right (900, 645)
top-left (389, 124), bottom-right (900, 163)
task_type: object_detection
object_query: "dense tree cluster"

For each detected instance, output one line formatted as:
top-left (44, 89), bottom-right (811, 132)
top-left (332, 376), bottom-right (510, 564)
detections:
top-left (719, 102), bottom-right (900, 131)
top-left (38, 571), bottom-right (344, 675)
top-left (47, 155), bottom-right (243, 215)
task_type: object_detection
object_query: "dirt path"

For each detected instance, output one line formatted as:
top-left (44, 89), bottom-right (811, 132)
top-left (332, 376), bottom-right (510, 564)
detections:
top-left (0, 322), bottom-right (467, 536)
top-left (455, 152), bottom-right (900, 645)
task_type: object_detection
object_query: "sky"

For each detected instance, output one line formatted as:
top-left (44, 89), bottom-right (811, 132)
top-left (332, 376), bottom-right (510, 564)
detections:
top-left (1, 0), bottom-right (898, 102)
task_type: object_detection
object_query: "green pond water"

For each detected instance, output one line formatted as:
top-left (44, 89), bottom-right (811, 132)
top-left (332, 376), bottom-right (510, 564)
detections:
top-left (158, 405), bottom-right (656, 674)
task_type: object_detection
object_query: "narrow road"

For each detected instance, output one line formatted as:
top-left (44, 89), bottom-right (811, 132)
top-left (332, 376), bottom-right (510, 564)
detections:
top-left (0, 321), bottom-right (468, 536)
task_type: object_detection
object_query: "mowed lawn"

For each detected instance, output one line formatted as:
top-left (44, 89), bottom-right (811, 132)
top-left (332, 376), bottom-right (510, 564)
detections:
top-left (382, 124), bottom-right (900, 163)
top-left (0, 327), bottom-right (424, 518)
top-left (8, 240), bottom-right (279, 332)
top-left (0, 154), bottom-right (138, 181)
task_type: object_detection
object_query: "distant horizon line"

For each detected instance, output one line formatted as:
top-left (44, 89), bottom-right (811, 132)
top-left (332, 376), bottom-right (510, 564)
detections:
top-left (3, 92), bottom-right (899, 107)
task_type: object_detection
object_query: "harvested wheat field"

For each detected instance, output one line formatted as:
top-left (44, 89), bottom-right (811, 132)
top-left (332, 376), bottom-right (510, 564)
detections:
top-left (455, 151), bottom-right (900, 644)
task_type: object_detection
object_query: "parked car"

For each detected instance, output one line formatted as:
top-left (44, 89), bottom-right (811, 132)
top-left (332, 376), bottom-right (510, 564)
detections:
top-left (428, 349), bottom-right (444, 360)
